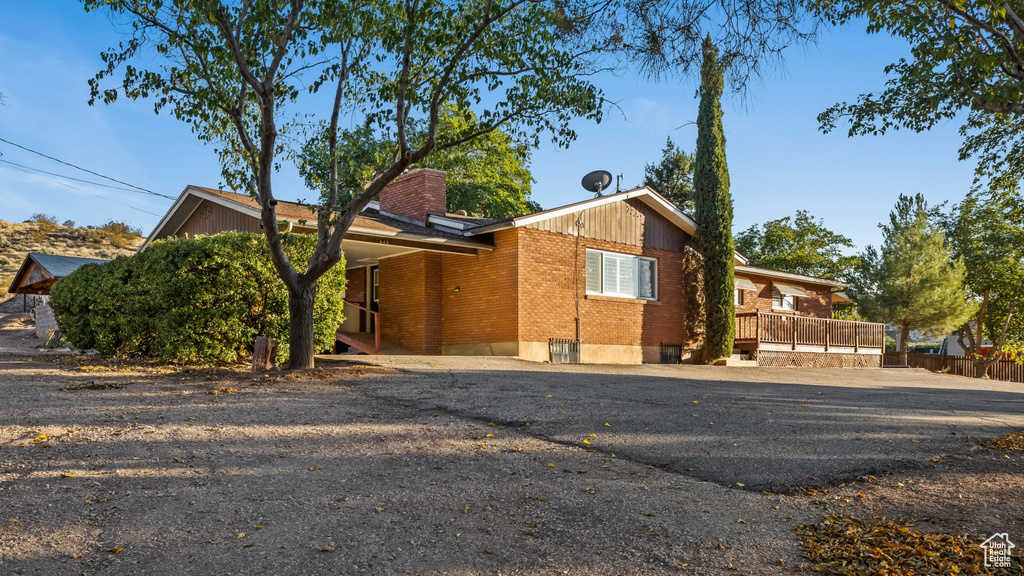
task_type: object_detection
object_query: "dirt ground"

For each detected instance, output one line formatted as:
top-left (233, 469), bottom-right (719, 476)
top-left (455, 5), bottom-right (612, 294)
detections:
top-left (0, 318), bottom-right (1021, 575)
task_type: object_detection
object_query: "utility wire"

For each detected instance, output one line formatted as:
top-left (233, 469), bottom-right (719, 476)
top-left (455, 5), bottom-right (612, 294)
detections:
top-left (1, 159), bottom-right (164, 217)
top-left (0, 136), bottom-right (176, 200)
top-left (0, 158), bottom-right (150, 194)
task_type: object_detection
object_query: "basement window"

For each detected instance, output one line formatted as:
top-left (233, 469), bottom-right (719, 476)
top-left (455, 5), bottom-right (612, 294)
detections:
top-left (586, 249), bottom-right (657, 300)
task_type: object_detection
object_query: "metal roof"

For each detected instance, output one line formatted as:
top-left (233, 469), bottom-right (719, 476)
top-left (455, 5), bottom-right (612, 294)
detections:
top-left (7, 253), bottom-right (109, 295)
top-left (29, 253), bottom-right (109, 278)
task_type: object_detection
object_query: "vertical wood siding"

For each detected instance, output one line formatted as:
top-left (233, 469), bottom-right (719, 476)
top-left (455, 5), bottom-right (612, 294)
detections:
top-left (176, 200), bottom-right (261, 237)
top-left (524, 198), bottom-right (688, 251)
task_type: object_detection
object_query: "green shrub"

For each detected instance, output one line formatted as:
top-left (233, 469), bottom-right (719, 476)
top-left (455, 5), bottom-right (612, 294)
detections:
top-left (50, 232), bottom-right (345, 365)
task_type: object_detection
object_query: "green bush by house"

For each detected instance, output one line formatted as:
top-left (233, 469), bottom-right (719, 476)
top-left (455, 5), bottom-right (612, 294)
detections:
top-left (50, 232), bottom-right (345, 364)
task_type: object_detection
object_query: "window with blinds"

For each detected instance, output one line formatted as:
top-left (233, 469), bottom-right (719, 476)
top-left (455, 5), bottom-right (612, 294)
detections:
top-left (585, 249), bottom-right (657, 300)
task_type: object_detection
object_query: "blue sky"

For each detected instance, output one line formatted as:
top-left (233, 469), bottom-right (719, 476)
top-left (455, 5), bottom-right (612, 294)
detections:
top-left (0, 4), bottom-right (975, 251)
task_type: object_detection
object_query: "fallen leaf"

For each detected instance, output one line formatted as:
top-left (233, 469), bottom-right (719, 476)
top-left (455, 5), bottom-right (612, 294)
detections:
top-left (308, 465), bottom-right (320, 471)
top-left (108, 547), bottom-right (123, 554)
top-left (318, 546), bottom-right (335, 553)
top-left (604, 422), bottom-right (611, 427)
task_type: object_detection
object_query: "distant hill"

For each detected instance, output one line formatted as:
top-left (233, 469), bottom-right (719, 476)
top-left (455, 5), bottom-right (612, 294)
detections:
top-left (0, 218), bottom-right (143, 306)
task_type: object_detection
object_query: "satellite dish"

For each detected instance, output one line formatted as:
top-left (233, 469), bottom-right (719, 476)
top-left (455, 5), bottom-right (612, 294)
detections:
top-left (581, 170), bottom-right (613, 197)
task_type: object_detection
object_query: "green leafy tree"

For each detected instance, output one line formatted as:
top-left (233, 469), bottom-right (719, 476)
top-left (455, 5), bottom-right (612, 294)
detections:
top-left (84, 0), bottom-right (819, 368)
top-left (812, 0), bottom-right (1024, 191)
top-left (853, 194), bottom-right (974, 364)
top-left (643, 136), bottom-right (694, 212)
top-left (298, 108), bottom-right (539, 218)
top-left (692, 37), bottom-right (735, 364)
top-left (85, 0), bottom-right (604, 368)
top-left (735, 210), bottom-right (861, 281)
top-left (948, 188), bottom-right (1024, 377)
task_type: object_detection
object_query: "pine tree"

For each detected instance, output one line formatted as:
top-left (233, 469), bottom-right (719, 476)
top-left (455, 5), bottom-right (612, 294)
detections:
top-left (853, 194), bottom-right (975, 365)
top-left (643, 137), bottom-right (695, 212)
top-left (692, 37), bottom-right (735, 364)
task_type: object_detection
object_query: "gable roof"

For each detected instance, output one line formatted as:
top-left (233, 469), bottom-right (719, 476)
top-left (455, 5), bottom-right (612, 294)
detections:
top-left (8, 253), bottom-right (109, 295)
top-left (463, 186), bottom-right (699, 236)
top-left (141, 185), bottom-right (492, 252)
top-left (462, 186), bottom-right (752, 264)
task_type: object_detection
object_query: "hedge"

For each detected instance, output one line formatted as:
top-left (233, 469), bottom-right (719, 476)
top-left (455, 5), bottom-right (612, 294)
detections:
top-left (50, 232), bottom-right (346, 365)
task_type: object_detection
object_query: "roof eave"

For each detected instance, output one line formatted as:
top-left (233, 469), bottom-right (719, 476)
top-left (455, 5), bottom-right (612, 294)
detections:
top-left (734, 264), bottom-right (850, 288)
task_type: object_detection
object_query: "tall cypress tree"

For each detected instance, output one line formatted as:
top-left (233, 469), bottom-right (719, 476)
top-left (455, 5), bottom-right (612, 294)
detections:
top-left (692, 37), bottom-right (736, 363)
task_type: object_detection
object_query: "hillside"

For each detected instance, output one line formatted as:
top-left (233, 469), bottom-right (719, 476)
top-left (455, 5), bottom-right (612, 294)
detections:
top-left (0, 218), bottom-right (143, 303)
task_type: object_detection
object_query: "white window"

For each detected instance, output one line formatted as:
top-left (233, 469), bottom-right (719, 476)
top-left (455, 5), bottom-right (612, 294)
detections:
top-left (586, 249), bottom-right (657, 300)
top-left (734, 288), bottom-right (742, 306)
top-left (772, 287), bottom-right (796, 311)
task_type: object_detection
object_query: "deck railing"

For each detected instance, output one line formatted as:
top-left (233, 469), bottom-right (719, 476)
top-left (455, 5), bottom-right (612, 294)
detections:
top-left (735, 311), bottom-right (885, 351)
top-left (343, 300), bottom-right (381, 352)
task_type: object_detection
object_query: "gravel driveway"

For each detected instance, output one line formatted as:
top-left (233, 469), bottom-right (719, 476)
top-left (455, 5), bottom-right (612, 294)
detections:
top-left (356, 357), bottom-right (1024, 491)
top-left (2, 320), bottom-right (1021, 575)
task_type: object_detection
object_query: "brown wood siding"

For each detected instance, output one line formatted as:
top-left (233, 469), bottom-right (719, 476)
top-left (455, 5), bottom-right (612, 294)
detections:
top-left (177, 200), bottom-right (261, 237)
top-left (524, 198), bottom-right (687, 251)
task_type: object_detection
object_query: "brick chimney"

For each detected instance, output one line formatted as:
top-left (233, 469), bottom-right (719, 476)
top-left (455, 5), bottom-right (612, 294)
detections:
top-left (378, 169), bottom-right (447, 224)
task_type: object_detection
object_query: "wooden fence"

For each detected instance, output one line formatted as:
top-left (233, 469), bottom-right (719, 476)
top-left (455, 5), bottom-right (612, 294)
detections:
top-left (883, 352), bottom-right (1024, 383)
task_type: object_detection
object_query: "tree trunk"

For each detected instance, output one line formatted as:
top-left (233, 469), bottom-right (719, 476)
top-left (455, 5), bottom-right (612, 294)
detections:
top-left (974, 359), bottom-right (991, 379)
top-left (287, 282), bottom-right (318, 369)
top-left (898, 324), bottom-right (910, 365)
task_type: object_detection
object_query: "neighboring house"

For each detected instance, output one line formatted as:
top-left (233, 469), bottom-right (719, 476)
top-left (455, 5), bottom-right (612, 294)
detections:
top-left (142, 169), bottom-right (884, 366)
top-left (7, 253), bottom-right (109, 296)
top-left (6, 253), bottom-right (110, 338)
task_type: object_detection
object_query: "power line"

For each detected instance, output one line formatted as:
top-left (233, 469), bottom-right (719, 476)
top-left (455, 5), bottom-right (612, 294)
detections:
top-left (0, 158), bottom-right (149, 194)
top-left (1, 159), bottom-right (164, 217)
top-left (0, 136), bottom-right (176, 200)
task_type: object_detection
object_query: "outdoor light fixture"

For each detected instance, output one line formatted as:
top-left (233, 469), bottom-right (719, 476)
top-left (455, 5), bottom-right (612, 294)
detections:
top-left (454, 286), bottom-right (461, 292)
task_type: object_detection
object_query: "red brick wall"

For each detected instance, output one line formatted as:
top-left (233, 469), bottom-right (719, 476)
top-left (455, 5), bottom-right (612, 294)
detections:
top-left (441, 228), bottom-right (519, 345)
top-left (378, 252), bottom-right (442, 354)
top-left (735, 273), bottom-right (832, 318)
top-left (516, 228), bottom-right (689, 348)
top-left (378, 169), bottom-right (447, 224)
top-left (345, 267), bottom-right (367, 305)
top-left (344, 267), bottom-right (368, 332)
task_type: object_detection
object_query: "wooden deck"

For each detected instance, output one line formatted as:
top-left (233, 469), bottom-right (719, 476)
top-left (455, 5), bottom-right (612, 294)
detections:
top-left (735, 312), bottom-right (885, 354)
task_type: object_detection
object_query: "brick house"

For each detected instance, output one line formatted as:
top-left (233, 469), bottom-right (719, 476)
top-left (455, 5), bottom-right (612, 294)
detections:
top-left (143, 169), bottom-right (884, 366)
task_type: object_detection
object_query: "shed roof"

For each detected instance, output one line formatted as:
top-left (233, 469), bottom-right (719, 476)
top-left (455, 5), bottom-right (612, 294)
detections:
top-left (7, 253), bottom-right (109, 295)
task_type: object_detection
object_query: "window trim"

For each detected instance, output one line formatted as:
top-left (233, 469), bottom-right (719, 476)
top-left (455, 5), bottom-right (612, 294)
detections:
top-left (585, 248), bottom-right (658, 301)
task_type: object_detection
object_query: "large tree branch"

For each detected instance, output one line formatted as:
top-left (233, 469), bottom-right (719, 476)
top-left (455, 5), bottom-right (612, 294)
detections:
top-left (933, 0), bottom-right (1024, 73)
top-left (264, 0), bottom-right (305, 92)
top-left (213, 9), bottom-right (264, 92)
